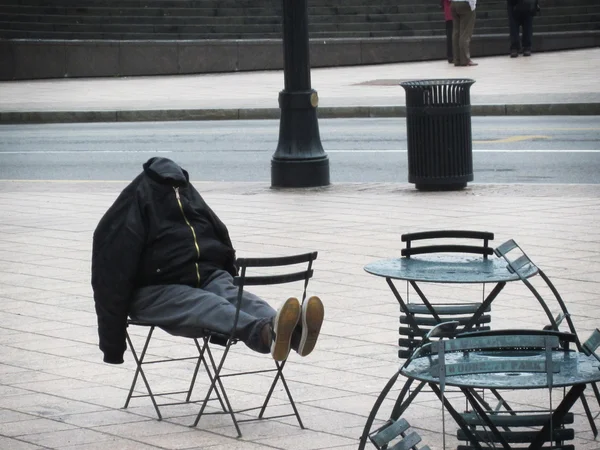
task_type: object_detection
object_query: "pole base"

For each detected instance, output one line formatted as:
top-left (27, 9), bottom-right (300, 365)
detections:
top-left (271, 156), bottom-right (330, 188)
top-left (415, 182), bottom-right (468, 191)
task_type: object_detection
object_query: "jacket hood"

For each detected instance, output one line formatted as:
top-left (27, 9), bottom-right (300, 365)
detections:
top-left (143, 157), bottom-right (189, 187)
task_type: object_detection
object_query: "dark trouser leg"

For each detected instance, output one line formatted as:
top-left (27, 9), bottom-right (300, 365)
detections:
top-left (458, 4), bottom-right (476, 65)
top-left (521, 13), bottom-right (534, 50)
top-left (130, 271), bottom-right (276, 354)
top-left (451, 3), bottom-right (461, 64)
top-left (445, 20), bottom-right (453, 61)
top-left (507, 4), bottom-right (520, 51)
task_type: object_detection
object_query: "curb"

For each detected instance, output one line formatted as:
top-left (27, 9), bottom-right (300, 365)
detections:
top-left (1, 103), bottom-right (599, 124)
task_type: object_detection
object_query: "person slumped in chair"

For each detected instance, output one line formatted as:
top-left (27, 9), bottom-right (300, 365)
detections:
top-left (91, 157), bottom-right (324, 364)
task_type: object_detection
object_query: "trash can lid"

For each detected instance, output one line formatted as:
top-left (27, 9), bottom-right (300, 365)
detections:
top-left (400, 79), bottom-right (475, 88)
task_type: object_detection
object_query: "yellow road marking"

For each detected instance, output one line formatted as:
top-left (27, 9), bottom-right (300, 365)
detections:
top-left (474, 135), bottom-right (551, 144)
top-left (476, 127), bottom-right (600, 131)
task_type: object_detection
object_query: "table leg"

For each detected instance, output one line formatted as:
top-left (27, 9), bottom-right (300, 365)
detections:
top-left (390, 379), bottom-right (426, 421)
top-left (462, 387), bottom-right (512, 449)
top-left (390, 278), bottom-right (508, 337)
top-left (579, 390), bottom-right (598, 437)
top-left (429, 383), bottom-right (486, 450)
top-left (528, 383), bottom-right (586, 450)
top-left (463, 282), bottom-right (506, 332)
top-left (408, 280), bottom-right (442, 322)
top-left (386, 278), bottom-right (425, 335)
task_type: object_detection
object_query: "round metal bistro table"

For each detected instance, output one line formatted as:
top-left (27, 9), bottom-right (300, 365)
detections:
top-left (400, 349), bottom-right (600, 449)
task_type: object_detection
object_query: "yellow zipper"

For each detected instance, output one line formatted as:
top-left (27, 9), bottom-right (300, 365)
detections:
top-left (174, 187), bottom-right (201, 287)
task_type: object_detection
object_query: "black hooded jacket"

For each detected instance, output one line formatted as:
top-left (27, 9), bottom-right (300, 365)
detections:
top-left (91, 157), bottom-right (237, 363)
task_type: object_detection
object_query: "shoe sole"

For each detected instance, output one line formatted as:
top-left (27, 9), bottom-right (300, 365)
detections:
top-left (271, 297), bottom-right (301, 361)
top-left (298, 296), bottom-right (324, 357)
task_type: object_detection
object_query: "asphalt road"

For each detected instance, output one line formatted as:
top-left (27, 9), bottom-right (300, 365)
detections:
top-left (0, 116), bottom-right (599, 183)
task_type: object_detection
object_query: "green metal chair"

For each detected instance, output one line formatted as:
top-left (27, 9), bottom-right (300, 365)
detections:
top-left (369, 418), bottom-right (431, 450)
top-left (495, 239), bottom-right (600, 437)
top-left (398, 230), bottom-right (495, 359)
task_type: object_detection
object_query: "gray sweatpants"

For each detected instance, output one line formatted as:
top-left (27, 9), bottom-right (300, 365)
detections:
top-left (130, 270), bottom-right (276, 353)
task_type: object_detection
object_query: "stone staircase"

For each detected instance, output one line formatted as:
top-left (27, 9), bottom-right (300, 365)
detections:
top-left (1, 0), bottom-right (599, 40)
top-left (1, 0), bottom-right (599, 80)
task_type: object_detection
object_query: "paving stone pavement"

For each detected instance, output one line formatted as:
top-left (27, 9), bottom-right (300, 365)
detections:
top-left (0, 48), bottom-right (600, 122)
top-left (1, 180), bottom-right (600, 450)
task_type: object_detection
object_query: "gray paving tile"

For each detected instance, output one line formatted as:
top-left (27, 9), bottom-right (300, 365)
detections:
top-left (19, 427), bottom-right (115, 448)
top-left (0, 436), bottom-right (45, 450)
top-left (1, 417), bottom-right (77, 437)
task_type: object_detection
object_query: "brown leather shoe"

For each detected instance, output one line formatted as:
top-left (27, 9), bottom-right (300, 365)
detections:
top-left (270, 297), bottom-right (301, 361)
top-left (465, 60), bottom-right (478, 66)
top-left (296, 296), bottom-right (324, 357)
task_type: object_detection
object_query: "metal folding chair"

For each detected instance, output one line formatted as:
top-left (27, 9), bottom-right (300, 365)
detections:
top-left (123, 252), bottom-right (318, 435)
top-left (191, 251), bottom-right (318, 437)
top-left (398, 230), bottom-right (495, 358)
top-left (369, 418), bottom-right (431, 450)
top-left (123, 321), bottom-right (226, 420)
top-left (495, 239), bottom-right (600, 437)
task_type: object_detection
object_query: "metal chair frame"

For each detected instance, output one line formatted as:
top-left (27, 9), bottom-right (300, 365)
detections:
top-left (123, 251), bottom-right (317, 437)
top-left (123, 321), bottom-right (226, 420)
top-left (494, 239), bottom-right (600, 436)
top-left (398, 230), bottom-right (495, 358)
top-left (369, 417), bottom-right (431, 450)
top-left (192, 251), bottom-right (318, 437)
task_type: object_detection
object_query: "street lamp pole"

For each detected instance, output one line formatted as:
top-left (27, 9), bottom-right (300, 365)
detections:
top-left (271, 0), bottom-right (330, 188)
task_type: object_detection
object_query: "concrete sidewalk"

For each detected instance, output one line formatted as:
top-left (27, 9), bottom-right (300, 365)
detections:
top-left (1, 179), bottom-right (600, 450)
top-left (0, 48), bottom-right (599, 123)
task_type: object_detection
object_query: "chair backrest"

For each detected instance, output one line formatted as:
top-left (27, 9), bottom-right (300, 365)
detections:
top-left (398, 303), bottom-right (491, 358)
top-left (582, 328), bottom-right (600, 364)
top-left (401, 230), bottom-right (494, 258)
top-left (494, 239), bottom-right (581, 349)
top-left (233, 251), bottom-right (317, 301)
top-left (494, 239), bottom-right (538, 278)
top-left (429, 330), bottom-right (562, 392)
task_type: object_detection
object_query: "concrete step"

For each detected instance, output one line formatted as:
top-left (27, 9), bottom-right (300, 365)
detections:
top-left (2, 21), bottom-right (598, 41)
top-left (2, 8), bottom-right (597, 28)
top-left (1, 0), bottom-right (598, 40)
top-left (2, 12), bottom-right (597, 35)
top-left (3, 6), bottom-right (596, 25)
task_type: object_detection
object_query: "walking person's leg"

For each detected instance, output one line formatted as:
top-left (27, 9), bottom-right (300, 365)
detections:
top-left (458, 2), bottom-right (477, 65)
top-left (451, 2), bottom-right (461, 65)
top-left (507, 2), bottom-right (520, 56)
top-left (446, 19), bottom-right (454, 63)
top-left (521, 12), bottom-right (534, 55)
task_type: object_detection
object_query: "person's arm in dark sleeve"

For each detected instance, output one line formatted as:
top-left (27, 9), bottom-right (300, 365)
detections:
top-left (91, 195), bottom-right (146, 364)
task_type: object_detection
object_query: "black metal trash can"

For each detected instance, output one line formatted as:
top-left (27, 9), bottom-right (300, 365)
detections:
top-left (400, 79), bottom-right (475, 190)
